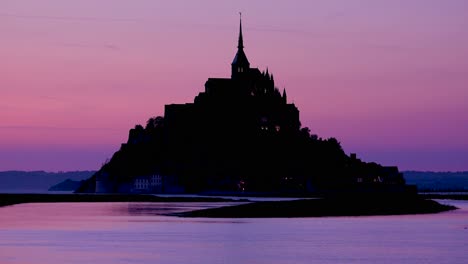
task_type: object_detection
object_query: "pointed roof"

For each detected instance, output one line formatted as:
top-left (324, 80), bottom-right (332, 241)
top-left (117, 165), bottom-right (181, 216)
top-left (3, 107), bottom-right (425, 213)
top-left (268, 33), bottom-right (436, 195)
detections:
top-left (232, 13), bottom-right (250, 66)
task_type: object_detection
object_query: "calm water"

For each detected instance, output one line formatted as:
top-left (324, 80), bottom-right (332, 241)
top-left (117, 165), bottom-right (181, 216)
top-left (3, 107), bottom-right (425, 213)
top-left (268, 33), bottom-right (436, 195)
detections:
top-left (0, 200), bottom-right (467, 264)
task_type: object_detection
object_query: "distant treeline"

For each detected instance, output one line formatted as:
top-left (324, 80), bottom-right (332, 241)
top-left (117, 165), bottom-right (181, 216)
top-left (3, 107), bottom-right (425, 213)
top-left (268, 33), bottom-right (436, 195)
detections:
top-left (403, 171), bottom-right (468, 192)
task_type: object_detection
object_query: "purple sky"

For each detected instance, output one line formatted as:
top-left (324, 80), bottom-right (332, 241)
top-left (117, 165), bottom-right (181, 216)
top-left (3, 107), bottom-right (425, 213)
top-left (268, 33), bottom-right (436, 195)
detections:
top-left (1, 0), bottom-right (468, 171)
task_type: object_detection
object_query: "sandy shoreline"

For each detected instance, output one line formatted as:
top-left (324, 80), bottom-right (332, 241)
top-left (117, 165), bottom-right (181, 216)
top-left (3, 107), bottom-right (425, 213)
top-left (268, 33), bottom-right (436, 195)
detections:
top-left (0, 193), bottom-right (458, 217)
top-left (0, 193), bottom-right (245, 208)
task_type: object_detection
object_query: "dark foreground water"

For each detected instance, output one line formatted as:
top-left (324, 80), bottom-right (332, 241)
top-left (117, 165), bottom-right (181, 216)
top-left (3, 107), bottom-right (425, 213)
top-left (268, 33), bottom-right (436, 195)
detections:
top-left (0, 200), bottom-right (467, 264)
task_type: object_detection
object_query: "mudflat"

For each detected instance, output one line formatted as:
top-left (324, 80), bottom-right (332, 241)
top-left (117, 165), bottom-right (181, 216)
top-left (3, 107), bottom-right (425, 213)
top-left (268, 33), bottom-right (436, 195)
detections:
top-left (174, 196), bottom-right (457, 218)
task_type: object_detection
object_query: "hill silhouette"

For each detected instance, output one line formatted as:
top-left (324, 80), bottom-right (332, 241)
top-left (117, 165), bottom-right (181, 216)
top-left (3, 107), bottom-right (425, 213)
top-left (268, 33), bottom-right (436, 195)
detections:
top-left (0, 171), bottom-right (94, 193)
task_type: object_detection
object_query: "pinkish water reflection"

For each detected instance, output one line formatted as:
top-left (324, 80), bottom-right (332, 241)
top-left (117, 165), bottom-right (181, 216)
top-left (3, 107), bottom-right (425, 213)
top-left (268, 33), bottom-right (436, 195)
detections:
top-left (0, 201), bottom-right (467, 264)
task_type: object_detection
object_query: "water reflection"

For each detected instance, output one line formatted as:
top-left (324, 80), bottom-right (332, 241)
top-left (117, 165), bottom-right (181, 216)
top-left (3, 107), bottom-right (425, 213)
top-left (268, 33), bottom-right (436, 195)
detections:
top-left (0, 201), bottom-right (467, 264)
top-left (123, 202), bottom-right (247, 216)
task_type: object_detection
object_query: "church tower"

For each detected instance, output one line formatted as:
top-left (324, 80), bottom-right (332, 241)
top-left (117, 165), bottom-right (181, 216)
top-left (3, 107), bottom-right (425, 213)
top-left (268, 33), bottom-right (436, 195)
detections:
top-left (231, 14), bottom-right (250, 79)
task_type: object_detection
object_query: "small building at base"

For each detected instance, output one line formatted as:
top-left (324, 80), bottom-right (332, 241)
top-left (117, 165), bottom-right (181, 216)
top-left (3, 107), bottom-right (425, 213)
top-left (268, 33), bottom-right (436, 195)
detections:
top-left (132, 174), bottom-right (185, 194)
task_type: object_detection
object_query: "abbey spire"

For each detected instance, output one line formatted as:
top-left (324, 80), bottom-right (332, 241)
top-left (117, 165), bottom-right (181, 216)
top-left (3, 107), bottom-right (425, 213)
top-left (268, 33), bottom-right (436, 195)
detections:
top-left (237, 13), bottom-right (244, 49)
top-left (231, 13), bottom-right (250, 79)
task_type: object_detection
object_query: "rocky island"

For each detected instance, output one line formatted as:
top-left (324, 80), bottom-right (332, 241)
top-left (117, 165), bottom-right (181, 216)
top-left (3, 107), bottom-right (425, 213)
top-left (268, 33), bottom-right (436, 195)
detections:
top-left (77, 17), bottom-right (413, 199)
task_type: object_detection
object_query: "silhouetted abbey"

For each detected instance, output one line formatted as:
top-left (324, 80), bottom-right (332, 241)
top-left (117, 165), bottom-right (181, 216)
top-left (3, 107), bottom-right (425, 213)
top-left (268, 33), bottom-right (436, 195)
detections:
top-left (77, 17), bottom-right (408, 195)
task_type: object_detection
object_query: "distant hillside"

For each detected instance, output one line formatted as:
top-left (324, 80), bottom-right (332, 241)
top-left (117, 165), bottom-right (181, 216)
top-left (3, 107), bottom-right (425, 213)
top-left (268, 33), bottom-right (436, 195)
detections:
top-left (0, 171), bottom-right (95, 193)
top-left (48, 179), bottom-right (83, 192)
top-left (403, 171), bottom-right (468, 192)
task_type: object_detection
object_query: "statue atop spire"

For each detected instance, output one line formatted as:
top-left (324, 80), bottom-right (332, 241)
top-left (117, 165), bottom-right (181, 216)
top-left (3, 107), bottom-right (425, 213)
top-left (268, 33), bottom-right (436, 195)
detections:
top-left (232, 12), bottom-right (250, 79)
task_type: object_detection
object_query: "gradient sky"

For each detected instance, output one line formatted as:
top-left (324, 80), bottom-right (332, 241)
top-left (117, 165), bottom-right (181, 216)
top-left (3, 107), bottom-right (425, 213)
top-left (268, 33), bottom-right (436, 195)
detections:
top-left (1, 0), bottom-right (468, 171)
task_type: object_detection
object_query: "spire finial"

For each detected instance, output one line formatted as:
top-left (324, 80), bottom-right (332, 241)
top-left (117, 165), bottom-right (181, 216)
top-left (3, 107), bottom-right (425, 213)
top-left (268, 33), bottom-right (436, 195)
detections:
top-left (238, 12), bottom-right (244, 49)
